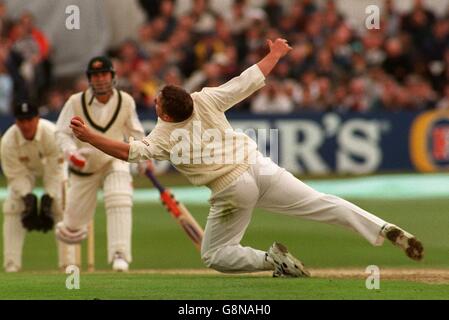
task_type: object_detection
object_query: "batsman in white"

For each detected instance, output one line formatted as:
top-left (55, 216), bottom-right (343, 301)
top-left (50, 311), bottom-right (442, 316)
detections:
top-left (1, 102), bottom-right (76, 272)
top-left (55, 56), bottom-right (147, 272)
top-left (69, 39), bottom-right (424, 277)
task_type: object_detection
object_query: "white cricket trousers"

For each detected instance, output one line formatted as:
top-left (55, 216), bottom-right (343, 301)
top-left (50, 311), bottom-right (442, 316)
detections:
top-left (64, 168), bottom-right (133, 263)
top-left (201, 153), bottom-right (387, 273)
top-left (3, 183), bottom-right (75, 269)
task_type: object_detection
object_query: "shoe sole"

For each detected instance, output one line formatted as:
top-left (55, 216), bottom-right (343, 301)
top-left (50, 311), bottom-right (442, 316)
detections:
top-left (113, 267), bottom-right (129, 272)
top-left (113, 265), bottom-right (129, 272)
top-left (271, 243), bottom-right (311, 278)
top-left (385, 227), bottom-right (424, 261)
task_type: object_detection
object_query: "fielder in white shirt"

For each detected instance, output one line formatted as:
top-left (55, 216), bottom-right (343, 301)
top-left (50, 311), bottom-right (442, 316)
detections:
top-left (55, 56), bottom-right (147, 272)
top-left (1, 102), bottom-right (75, 272)
top-left (69, 39), bottom-right (424, 277)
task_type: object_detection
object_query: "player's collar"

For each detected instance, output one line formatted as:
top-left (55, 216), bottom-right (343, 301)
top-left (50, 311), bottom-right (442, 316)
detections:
top-left (34, 121), bottom-right (43, 142)
top-left (88, 88), bottom-right (116, 106)
top-left (82, 89), bottom-right (122, 133)
top-left (16, 119), bottom-right (42, 145)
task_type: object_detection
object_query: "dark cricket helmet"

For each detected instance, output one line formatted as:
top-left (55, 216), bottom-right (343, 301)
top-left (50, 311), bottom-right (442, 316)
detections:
top-left (86, 56), bottom-right (115, 79)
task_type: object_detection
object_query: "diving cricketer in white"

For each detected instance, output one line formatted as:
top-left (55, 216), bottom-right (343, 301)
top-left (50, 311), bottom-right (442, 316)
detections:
top-left (69, 39), bottom-right (423, 277)
top-left (55, 56), bottom-right (146, 271)
top-left (1, 114), bottom-right (75, 272)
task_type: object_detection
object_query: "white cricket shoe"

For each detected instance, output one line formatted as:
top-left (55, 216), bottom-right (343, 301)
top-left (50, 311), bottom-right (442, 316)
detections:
top-left (381, 224), bottom-right (424, 261)
top-left (112, 253), bottom-right (129, 272)
top-left (5, 261), bottom-right (20, 273)
top-left (266, 242), bottom-right (310, 278)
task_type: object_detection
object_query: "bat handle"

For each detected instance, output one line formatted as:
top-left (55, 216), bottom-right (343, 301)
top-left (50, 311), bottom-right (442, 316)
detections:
top-left (145, 169), bottom-right (165, 193)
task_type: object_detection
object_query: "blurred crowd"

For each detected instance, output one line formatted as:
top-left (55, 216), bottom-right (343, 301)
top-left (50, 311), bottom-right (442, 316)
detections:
top-left (0, 2), bottom-right (54, 116)
top-left (1, 0), bottom-right (449, 116)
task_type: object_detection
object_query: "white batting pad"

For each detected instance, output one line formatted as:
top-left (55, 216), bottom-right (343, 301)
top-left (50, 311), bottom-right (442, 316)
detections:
top-left (106, 207), bottom-right (132, 263)
top-left (103, 171), bottom-right (133, 209)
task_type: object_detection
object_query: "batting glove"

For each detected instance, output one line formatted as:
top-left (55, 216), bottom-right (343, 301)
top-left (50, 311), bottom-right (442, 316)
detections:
top-left (65, 148), bottom-right (89, 169)
top-left (130, 160), bottom-right (154, 176)
top-left (139, 160), bottom-right (154, 175)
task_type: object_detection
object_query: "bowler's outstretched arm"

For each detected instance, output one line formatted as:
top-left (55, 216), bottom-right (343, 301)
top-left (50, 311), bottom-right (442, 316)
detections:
top-left (70, 116), bottom-right (130, 161)
top-left (196, 38), bottom-right (292, 112)
top-left (257, 38), bottom-right (292, 77)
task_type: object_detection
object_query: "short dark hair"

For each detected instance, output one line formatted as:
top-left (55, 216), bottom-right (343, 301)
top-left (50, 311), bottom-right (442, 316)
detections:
top-left (160, 85), bottom-right (193, 122)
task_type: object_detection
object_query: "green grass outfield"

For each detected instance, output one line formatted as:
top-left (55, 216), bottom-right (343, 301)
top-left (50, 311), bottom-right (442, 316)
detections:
top-left (0, 196), bottom-right (448, 299)
top-left (2, 199), bottom-right (448, 270)
top-left (1, 273), bottom-right (449, 300)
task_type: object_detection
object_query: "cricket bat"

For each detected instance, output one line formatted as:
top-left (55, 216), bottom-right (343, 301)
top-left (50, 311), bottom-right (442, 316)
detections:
top-left (145, 169), bottom-right (204, 251)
